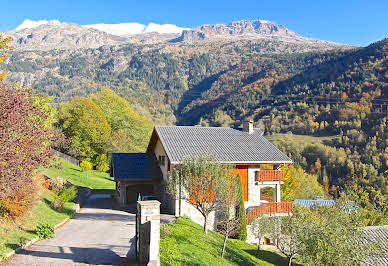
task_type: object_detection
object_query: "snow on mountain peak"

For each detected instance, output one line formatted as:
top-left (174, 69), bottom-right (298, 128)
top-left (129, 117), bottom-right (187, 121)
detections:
top-left (85, 22), bottom-right (189, 36)
top-left (14, 19), bottom-right (189, 36)
top-left (144, 23), bottom-right (190, 34)
top-left (83, 22), bottom-right (146, 35)
top-left (16, 19), bottom-right (62, 31)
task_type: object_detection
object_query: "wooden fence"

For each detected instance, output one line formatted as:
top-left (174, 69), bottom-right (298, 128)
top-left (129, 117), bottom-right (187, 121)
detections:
top-left (51, 149), bottom-right (79, 166)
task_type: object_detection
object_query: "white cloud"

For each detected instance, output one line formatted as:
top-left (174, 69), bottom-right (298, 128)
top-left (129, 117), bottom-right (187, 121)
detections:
top-left (83, 23), bottom-right (146, 35)
top-left (16, 19), bottom-right (62, 31)
top-left (14, 19), bottom-right (190, 36)
top-left (144, 23), bottom-right (190, 34)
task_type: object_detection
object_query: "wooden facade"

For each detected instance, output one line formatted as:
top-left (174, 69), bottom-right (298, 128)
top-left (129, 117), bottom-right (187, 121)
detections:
top-left (235, 165), bottom-right (249, 201)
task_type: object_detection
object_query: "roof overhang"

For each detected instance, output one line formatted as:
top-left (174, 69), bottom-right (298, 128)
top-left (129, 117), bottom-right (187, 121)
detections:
top-left (170, 160), bottom-right (293, 165)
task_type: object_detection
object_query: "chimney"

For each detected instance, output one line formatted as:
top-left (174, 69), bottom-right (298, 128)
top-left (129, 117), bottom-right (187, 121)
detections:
top-left (242, 120), bottom-right (254, 134)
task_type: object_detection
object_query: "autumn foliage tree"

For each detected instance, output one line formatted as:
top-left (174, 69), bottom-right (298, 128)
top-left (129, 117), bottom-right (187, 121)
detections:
top-left (0, 34), bottom-right (13, 80)
top-left (57, 96), bottom-right (111, 162)
top-left (0, 83), bottom-right (57, 217)
top-left (169, 154), bottom-right (235, 234)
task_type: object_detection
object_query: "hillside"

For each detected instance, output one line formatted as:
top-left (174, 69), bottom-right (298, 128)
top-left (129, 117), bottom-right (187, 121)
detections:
top-left (2, 39), bottom-right (348, 124)
top-left (160, 218), bottom-right (293, 266)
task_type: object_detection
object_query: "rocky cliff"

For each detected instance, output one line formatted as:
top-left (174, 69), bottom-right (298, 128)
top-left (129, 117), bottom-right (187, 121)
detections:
top-left (3, 19), bottom-right (345, 51)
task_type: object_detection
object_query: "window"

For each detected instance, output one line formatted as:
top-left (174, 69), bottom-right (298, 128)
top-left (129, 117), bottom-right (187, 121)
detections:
top-left (255, 171), bottom-right (259, 182)
top-left (158, 155), bottom-right (166, 166)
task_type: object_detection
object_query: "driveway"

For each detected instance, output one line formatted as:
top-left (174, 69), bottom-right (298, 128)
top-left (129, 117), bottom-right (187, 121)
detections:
top-left (5, 194), bottom-right (135, 266)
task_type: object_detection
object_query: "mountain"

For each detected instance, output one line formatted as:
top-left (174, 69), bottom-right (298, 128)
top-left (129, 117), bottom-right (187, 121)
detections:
top-left (174, 20), bottom-right (303, 42)
top-left (6, 23), bottom-right (128, 50)
top-left (83, 22), bottom-right (189, 35)
top-left (4, 19), bottom-right (346, 51)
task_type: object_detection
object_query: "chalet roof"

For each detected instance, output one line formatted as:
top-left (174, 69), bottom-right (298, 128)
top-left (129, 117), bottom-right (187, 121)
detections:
top-left (150, 126), bottom-right (292, 164)
top-left (111, 153), bottom-right (163, 181)
top-left (294, 199), bottom-right (336, 208)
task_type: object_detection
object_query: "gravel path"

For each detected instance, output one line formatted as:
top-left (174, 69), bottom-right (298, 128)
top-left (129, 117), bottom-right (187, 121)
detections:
top-left (5, 194), bottom-right (135, 266)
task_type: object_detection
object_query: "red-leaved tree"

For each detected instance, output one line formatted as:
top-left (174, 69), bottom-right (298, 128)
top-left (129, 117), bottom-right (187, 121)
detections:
top-left (0, 83), bottom-right (57, 217)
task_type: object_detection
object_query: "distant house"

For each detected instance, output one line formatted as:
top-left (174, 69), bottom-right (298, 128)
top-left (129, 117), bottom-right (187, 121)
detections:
top-left (111, 121), bottom-right (293, 230)
top-left (294, 199), bottom-right (336, 208)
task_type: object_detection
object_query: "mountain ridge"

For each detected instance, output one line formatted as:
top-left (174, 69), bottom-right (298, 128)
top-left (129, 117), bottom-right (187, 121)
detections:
top-left (4, 19), bottom-right (349, 51)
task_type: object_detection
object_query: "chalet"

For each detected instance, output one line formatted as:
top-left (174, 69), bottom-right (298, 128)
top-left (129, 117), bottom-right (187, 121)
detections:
top-left (111, 121), bottom-right (293, 230)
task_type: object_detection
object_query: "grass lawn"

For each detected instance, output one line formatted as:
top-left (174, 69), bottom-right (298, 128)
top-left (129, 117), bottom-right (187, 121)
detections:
top-left (160, 218), bottom-right (293, 266)
top-left (0, 159), bottom-right (115, 259)
top-left (43, 160), bottom-right (115, 193)
top-left (266, 133), bottom-right (339, 144)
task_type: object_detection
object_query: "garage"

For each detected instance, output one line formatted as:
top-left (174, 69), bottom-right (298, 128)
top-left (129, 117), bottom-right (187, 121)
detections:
top-left (111, 153), bottom-right (163, 207)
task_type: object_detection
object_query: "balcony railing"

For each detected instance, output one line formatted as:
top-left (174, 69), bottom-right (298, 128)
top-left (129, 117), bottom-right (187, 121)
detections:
top-left (255, 170), bottom-right (284, 182)
top-left (246, 201), bottom-right (293, 224)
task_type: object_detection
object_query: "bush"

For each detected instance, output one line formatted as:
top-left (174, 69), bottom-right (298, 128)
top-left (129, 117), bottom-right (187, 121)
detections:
top-left (236, 178), bottom-right (247, 241)
top-left (51, 186), bottom-right (77, 210)
top-left (80, 160), bottom-right (93, 172)
top-left (36, 223), bottom-right (54, 239)
top-left (0, 183), bottom-right (37, 218)
top-left (47, 177), bottom-right (68, 191)
top-left (95, 154), bottom-right (110, 172)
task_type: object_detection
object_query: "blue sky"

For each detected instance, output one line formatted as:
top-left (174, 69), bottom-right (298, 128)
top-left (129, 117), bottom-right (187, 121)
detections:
top-left (1, 0), bottom-right (387, 46)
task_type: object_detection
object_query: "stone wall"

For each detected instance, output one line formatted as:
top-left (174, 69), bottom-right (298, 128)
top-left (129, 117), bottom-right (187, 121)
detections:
top-left (178, 199), bottom-right (216, 230)
top-left (246, 166), bottom-right (262, 209)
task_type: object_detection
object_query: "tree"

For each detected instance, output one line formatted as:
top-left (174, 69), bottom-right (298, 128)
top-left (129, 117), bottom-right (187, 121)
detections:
top-left (216, 171), bottom-right (241, 258)
top-left (0, 83), bottom-right (57, 217)
top-left (236, 177), bottom-right (247, 241)
top-left (95, 154), bottom-right (110, 172)
top-left (295, 200), bottom-right (373, 266)
top-left (80, 160), bottom-right (93, 180)
top-left (91, 88), bottom-right (153, 153)
top-left (274, 215), bottom-right (302, 266)
top-left (0, 34), bottom-right (13, 80)
top-left (251, 214), bottom-right (273, 256)
top-left (253, 214), bottom-right (301, 266)
top-left (57, 96), bottom-right (111, 161)
top-left (169, 154), bottom-right (233, 234)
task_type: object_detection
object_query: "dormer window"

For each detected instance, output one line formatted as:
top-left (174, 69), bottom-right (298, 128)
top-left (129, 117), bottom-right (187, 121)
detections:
top-left (158, 155), bottom-right (166, 166)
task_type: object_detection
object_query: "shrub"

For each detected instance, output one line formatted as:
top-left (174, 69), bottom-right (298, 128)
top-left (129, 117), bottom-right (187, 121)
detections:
top-left (236, 178), bottom-right (247, 241)
top-left (51, 186), bottom-right (77, 210)
top-left (0, 183), bottom-right (37, 218)
top-left (95, 154), bottom-right (110, 172)
top-left (47, 177), bottom-right (68, 191)
top-left (36, 223), bottom-right (54, 239)
top-left (80, 160), bottom-right (93, 172)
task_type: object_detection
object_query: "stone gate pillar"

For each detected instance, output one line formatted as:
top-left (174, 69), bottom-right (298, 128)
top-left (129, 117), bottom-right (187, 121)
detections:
top-left (137, 200), bottom-right (161, 265)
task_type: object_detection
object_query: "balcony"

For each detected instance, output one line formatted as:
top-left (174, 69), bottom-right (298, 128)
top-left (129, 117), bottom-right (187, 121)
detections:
top-left (255, 170), bottom-right (284, 182)
top-left (246, 202), bottom-right (293, 224)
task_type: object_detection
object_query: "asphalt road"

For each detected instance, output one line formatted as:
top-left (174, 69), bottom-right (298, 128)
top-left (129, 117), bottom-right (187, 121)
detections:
top-left (5, 194), bottom-right (136, 266)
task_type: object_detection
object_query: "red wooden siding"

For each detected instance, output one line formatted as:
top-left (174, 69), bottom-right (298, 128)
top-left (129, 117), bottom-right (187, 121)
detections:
top-left (236, 165), bottom-right (248, 201)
